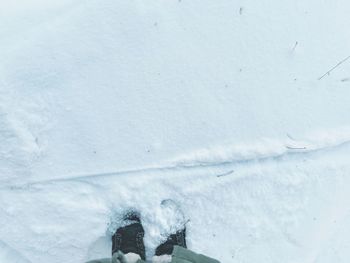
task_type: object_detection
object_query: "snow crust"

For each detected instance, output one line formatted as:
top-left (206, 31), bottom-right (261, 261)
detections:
top-left (1, 0), bottom-right (350, 262)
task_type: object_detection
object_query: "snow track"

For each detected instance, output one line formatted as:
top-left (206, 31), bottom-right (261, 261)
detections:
top-left (2, 135), bottom-right (350, 188)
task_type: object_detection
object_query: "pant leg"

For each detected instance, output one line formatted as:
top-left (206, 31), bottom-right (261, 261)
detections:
top-left (86, 259), bottom-right (145, 263)
top-left (85, 255), bottom-right (146, 263)
top-left (86, 259), bottom-right (111, 263)
top-left (171, 246), bottom-right (220, 263)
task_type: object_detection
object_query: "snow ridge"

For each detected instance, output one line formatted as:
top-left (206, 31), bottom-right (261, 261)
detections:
top-left (2, 128), bottom-right (350, 190)
top-left (169, 128), bottom-right (350, 167)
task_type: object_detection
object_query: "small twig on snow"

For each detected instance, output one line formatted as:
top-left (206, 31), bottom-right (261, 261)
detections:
top-left (286, 133), bottom-right (297, 141)
top-left (217, 170), bottom-right (234, 178)
top-left (318, 55), bottom-right (350, 80)
top-left (292, 41), bottom-right (298, 52)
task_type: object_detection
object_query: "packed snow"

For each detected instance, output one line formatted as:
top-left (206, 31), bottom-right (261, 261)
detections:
top-left (1, 0), bottom-right (350, 262)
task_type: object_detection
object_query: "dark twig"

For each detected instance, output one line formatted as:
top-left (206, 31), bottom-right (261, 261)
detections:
top-left (286, 133), bottom-right (296, 141)
top-left (318, 55), bottom-right (350, 80)
top-left (217, 170), bottom-right (234, 178)
top-left (292, 41), bottom-right (298, 52)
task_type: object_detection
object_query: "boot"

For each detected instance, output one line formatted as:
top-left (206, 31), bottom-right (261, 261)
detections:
top-left (112, 210), bottom-right (146, 261)
top-left (155, 227), bottom-right (187, 256)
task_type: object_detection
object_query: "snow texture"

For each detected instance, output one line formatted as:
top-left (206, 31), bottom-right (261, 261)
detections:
top-left (1, 0), bottom-right (350, 262)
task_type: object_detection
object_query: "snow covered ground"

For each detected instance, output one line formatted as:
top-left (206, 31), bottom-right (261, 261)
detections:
top-left (1, 0), bottom-right (350, 262)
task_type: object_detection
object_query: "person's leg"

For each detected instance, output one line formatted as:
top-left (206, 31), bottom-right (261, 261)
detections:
top-left (86, 251), bottom-right (146, 263)
top-left (171, 246), bottom-right (219, 263)
top-left (85, 258), bottom-right (111, 263)
top-left (153, 241), bottom-right (220, 263)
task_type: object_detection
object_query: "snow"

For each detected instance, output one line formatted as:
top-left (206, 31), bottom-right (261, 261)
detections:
top-left (1, 0), bottom-right (350, 262)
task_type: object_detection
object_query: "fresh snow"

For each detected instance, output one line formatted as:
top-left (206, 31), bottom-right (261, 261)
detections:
top-left (1, 0), bottom-right (350, 262)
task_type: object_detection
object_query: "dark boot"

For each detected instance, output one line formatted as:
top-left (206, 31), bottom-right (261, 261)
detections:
top-left (155, 227), bottom-right (187, 256)
top-left (111, 210), bottom-right (146, 260)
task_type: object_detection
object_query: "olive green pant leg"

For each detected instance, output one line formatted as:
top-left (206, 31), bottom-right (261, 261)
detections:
top-left (86, 259), bottom-right (111, 263)
top-left (171, 246), bottom-right (220, 263)
top-left (85, 257), bottom-right (145, 263)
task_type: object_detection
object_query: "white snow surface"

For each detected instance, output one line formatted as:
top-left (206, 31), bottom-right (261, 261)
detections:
top-left (1, 0), bottom-right (350, 262)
